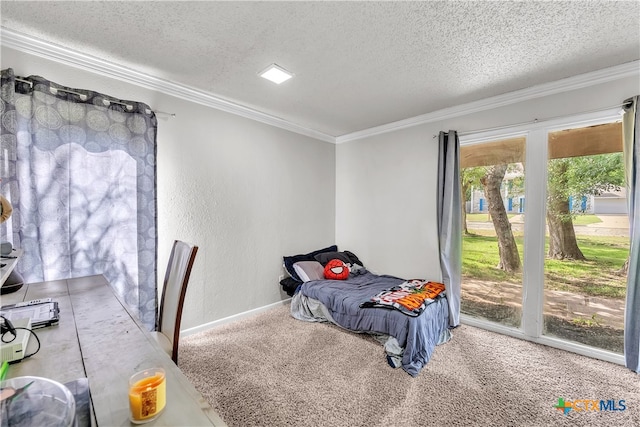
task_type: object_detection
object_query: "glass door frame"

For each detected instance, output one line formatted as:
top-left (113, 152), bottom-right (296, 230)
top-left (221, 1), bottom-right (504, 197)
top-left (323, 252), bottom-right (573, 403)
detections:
top-left (459, 108), bottom-right (624, 366)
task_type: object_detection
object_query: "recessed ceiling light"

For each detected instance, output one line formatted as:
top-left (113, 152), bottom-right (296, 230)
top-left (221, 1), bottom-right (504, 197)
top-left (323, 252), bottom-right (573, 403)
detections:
top-left (259, 63), bottom-right (294, 84)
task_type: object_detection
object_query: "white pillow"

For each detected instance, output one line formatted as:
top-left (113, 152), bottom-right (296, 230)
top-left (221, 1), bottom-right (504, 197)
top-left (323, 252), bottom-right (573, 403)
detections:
top-left (293, 261), bottom-right (325, 282)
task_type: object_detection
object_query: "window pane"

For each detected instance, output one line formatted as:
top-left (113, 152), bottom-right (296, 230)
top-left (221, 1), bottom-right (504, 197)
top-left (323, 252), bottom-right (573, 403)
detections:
top-left (461, 138), bottom-right (525, 328)
top-left (543, 123), bottom-right (627, 353)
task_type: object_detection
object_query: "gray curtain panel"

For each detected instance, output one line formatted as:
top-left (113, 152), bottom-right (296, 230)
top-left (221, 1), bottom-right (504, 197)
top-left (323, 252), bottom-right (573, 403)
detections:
top-left (437, 130), bottom-right (461, 327)
top-left (0, 68), bottom-right (158, 330)
top-left (622, 95), bottom-right (640, 373)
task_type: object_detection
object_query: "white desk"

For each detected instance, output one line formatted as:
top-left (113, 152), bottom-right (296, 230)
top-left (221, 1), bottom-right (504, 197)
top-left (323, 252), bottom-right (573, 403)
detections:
top-left (2, 275), bottom-right (226, 427)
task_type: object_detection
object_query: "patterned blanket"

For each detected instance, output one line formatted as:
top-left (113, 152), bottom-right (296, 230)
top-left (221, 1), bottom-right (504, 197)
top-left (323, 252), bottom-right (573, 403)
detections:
top-left (360, 280), bottom-right (446, 316)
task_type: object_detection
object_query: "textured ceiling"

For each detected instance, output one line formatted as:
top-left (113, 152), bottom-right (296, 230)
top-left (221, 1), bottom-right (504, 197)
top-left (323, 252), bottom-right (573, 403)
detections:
top-left (1, 1), bottom-right (639, 137)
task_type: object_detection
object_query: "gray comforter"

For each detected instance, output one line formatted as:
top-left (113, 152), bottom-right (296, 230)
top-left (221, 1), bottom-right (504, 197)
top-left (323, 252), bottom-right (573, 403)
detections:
top-left (291, 271), bottom-right (451, 376)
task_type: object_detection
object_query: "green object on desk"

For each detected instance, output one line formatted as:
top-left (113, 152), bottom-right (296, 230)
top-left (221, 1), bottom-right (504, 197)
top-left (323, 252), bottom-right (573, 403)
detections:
top-left (0, 361), bottom-right (8, 381)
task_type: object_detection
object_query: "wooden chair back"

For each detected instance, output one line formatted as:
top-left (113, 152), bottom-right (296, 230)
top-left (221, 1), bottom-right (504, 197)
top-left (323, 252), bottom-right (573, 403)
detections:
top-left (157, 240), bottom-right (198, 364)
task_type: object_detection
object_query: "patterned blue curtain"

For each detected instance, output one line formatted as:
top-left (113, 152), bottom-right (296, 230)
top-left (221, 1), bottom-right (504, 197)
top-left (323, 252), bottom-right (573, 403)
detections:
top-left (437, 130), bottom-right (461, 327)
top-left (622, 95), bottom-right (640, 373)
top-left (0, 68), bottom-right (158, 330)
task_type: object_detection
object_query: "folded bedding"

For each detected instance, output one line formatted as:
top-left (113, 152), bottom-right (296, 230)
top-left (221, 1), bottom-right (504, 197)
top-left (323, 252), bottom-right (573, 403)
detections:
top-left (292, 271), bottom-right (451, 376)
top-left (360, 279), bottom-right (446, 316)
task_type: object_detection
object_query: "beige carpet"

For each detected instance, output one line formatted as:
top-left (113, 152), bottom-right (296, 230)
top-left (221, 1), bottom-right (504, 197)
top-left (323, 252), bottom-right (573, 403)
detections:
top-left (180, 304), bottom-right (639, 427)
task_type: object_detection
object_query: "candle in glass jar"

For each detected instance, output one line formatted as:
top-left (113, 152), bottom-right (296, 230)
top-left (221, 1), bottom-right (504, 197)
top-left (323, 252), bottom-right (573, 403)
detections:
top-left (128, 368), bottom-right (166, 424)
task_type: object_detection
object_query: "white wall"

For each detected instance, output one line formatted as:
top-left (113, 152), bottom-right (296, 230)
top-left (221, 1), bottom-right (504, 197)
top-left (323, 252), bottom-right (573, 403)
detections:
top-left (3, 45), bottom-right (638, 331)
top-left (336, 74), bottom-right (639, 281)
top-left (1, 47), bottom-right (336, 330)
top-left (336, 124), bottom-right (442, 279)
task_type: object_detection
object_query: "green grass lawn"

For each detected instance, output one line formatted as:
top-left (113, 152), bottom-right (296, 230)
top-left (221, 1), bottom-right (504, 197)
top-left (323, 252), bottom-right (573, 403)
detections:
top-left (572, 214), bottom-right (603, 225)
top-left (462, 234), bottom-right (628, 299)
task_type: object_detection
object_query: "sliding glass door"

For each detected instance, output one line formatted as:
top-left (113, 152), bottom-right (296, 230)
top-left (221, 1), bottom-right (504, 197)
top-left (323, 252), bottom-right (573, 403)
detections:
top-left (460, 111), bottom-right (626, 360)
top-left (460, 137), bottom-right (526, 328)
top-left (542, 123), bottom-right (628, 354)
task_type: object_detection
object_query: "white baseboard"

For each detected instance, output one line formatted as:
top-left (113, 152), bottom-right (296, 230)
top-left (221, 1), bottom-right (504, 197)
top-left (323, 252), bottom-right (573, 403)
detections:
top-left (180, 298), bottom-right (291, 337)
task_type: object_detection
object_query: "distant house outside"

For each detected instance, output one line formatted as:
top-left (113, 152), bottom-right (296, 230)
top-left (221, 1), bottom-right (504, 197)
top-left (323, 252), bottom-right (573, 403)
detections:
top-left (468, 185), bottom-right (627, 215)
top-left (591, 188), bottom-right (628, 214)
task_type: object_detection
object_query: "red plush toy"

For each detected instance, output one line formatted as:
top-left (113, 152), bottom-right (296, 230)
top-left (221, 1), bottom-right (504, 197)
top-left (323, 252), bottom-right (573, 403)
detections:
top-left (324, 259), bottom-right (349, 280)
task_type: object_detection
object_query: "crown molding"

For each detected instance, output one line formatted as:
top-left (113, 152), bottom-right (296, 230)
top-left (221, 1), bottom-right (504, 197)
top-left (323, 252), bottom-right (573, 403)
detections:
top-left (0, 27), bottom-right (335, 143)
top-left (336, 60), bottom-right (640, 144)
top-left (3, 27), bottom-right (637, 146)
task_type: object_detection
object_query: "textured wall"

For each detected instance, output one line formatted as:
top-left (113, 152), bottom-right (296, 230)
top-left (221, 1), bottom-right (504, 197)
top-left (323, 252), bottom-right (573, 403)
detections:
top-left (1, 46), bottom-right (336, 329)
top-left (4, 44), bottom-right (637, 331)
top-left (336, 124), bottom-right (442, 280)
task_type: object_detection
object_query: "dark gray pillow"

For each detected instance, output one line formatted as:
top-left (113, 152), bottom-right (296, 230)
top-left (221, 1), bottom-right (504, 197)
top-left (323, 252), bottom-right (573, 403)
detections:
top-left (314, 251), bottom-right (352, 266)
